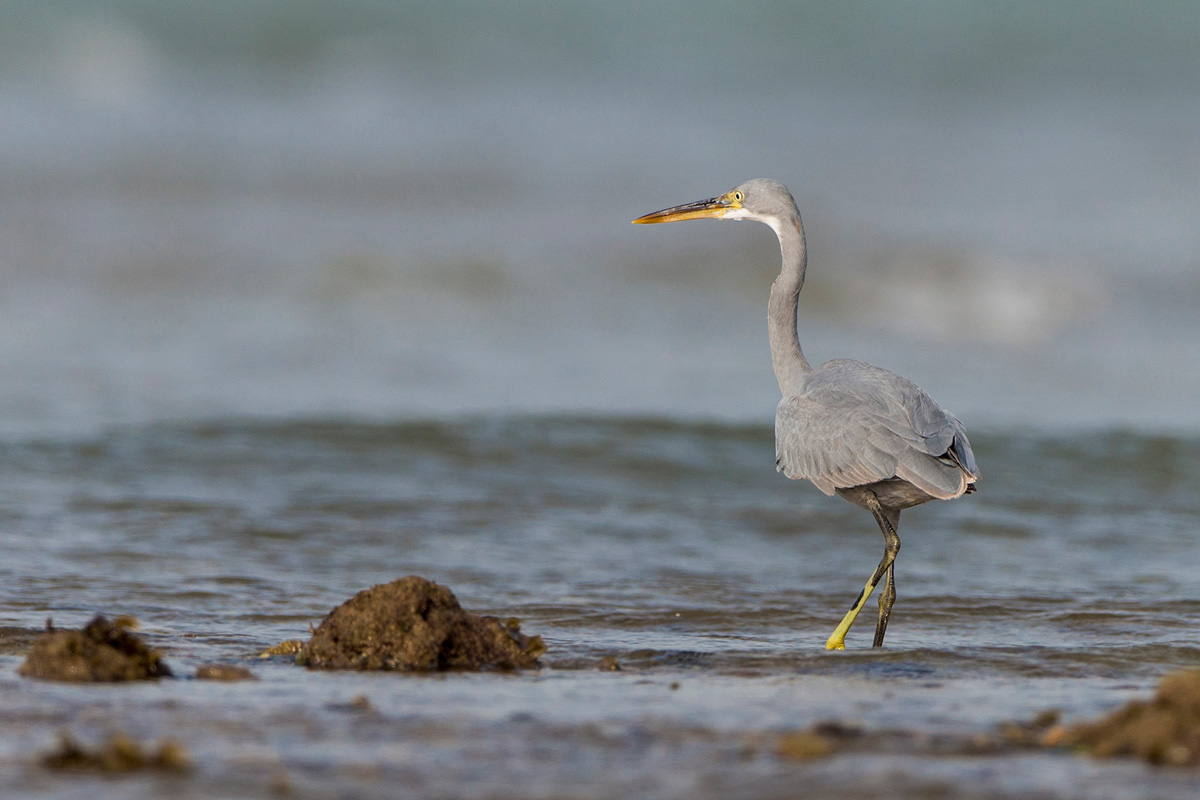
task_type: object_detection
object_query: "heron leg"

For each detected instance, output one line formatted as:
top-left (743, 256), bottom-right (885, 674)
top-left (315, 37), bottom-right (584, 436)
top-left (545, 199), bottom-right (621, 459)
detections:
top-left (872, 506), bottom-right (901, 647)
top-left (873, 562), bottom-right (897, 648)
top-left (824, 497), bottom-right (901, 650)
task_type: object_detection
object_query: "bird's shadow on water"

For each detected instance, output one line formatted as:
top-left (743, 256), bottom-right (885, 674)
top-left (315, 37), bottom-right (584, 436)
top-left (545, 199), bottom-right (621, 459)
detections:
top-left (819, 652), bottom-right (942, 679)
top-left (786, 645), bottom-right (988, 680)
top-left (562, 645), bottom-right (982, 680)
top-left (589, 642), bottom-right (1200, 683)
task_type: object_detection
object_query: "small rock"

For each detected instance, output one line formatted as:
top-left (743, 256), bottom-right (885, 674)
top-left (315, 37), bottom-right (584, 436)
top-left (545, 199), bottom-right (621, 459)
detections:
top-left (196, 663), bottom-right (258, 681)
top-left (19, 616), bottom-right (172, 682)
top-left (301, 576), bottom-right (545, 671)
top-left (777, 731), bottom-right (835, 760)
top-left (1057, 669), bottom-right (1200, 766)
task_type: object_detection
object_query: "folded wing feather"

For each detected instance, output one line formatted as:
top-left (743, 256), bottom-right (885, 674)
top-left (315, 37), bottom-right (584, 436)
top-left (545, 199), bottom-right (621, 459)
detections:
top-left (774, 360), bottom-right (976, 499)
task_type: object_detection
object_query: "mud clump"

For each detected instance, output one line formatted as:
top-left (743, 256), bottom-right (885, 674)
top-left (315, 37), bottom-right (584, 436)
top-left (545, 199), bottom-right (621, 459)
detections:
top-left (1057, 669), bottom-right (1200, 766)
top-left (18, 616), bottom-right (172, 682)
top-left (301, 576), bottom-right (545, 671)
top-left (42, 732), bottom-right (189, 773)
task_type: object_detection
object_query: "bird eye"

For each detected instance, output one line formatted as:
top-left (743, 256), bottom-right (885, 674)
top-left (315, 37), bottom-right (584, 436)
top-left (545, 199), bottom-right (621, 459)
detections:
top-left (732, 191), bottom-right (744, 203)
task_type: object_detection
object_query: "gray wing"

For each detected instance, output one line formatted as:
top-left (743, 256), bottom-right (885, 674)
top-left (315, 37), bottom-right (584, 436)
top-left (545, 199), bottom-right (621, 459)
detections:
top-left (774, 360), bottom-right (978, 499)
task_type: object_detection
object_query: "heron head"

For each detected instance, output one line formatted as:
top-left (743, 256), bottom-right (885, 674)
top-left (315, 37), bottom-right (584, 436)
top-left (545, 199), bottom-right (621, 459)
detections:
top-left (632, 179), bottom-right (798, 231)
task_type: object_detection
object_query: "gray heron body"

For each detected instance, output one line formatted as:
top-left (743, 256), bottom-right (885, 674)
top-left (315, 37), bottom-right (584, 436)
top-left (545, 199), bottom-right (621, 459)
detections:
top-left (633, 178), bottom-right (979, 649)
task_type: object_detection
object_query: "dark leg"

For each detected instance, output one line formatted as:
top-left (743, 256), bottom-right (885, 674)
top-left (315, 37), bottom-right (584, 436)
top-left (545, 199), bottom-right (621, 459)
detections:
top-left (865, 500), bottom-right (901, 648)
top-left (873, 563), bottom-right (896, 647)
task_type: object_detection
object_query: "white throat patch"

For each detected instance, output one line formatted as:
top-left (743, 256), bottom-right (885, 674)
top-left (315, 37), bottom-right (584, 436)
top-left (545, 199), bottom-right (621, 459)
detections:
top-left (723, 207), bottom-right (783, 237)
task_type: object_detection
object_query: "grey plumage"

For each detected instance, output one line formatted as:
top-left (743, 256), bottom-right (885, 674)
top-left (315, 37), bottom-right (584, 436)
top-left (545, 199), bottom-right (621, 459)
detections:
top-left (775, 359), bottom-right (977, 501)
top-left (634, 178), bottom-right (979, 649)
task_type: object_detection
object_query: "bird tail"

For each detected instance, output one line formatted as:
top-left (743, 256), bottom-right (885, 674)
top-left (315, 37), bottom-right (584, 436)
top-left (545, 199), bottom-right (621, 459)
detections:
top-left (943, 435), bottom-right (980, 481)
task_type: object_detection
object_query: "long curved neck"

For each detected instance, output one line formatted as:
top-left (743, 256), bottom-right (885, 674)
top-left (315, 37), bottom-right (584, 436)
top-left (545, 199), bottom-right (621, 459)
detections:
top-left (768, 214), bottom-right (811, 396)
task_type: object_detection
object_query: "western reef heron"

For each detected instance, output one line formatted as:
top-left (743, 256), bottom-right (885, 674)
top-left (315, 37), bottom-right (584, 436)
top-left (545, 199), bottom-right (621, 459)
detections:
top-left (633, 178), bottom-right (979, 649)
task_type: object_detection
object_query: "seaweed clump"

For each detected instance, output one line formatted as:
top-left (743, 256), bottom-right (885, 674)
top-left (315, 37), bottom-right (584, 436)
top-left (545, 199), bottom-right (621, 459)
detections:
top-left (42, 732), bottom-right (189, 773)
top-left (260, 639), bottom-right (305, 658)
top-left (301, 576), bottom-right (544, 671)
top-left (18, 615), bottom-right (172, 682)
top-left (1056, 669), bottom-right (1200, 766)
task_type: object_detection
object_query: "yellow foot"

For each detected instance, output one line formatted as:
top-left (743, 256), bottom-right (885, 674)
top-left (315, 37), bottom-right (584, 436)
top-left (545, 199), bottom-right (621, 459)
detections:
top-left (824, 575), bottom-right (879, 652)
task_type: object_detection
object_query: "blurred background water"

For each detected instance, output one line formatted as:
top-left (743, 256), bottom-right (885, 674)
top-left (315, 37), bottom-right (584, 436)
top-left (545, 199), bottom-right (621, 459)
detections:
top-left (0, 1), bottom-right (1196, 434)
top-left (2, 3), bottom-right (1200, 799)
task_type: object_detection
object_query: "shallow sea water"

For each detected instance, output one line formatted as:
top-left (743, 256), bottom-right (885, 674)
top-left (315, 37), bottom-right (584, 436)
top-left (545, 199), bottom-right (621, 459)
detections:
top-left (2, 417), bottom-right (1200, 798)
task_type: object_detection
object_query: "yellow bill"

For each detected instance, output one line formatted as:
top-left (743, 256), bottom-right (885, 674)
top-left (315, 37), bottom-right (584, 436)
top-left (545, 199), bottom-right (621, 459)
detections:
top-left (632, 192), bottom-right (741, 224)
